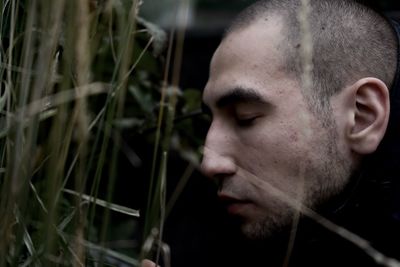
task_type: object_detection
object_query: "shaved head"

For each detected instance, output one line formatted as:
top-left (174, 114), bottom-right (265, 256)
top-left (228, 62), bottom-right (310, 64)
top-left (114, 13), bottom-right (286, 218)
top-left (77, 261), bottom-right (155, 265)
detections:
top-left (225, 0), bottom-right (397, 114)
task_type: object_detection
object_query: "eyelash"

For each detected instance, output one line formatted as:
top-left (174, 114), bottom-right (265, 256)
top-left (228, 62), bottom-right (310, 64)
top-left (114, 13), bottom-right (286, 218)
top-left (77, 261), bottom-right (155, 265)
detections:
top-left (235, 116), bottom-right (258, 127)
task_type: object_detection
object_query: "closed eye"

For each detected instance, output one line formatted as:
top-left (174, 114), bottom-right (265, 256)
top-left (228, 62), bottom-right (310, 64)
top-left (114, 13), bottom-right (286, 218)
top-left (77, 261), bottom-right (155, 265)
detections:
top-left (235, 115), bottom-right (261, 127)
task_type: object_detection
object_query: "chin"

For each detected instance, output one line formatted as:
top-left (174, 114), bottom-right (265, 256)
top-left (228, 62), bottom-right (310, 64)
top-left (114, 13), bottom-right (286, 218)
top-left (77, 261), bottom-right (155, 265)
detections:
top-left (241, 223), bottom-right (274, 240)
top-left (240, 214), bottom-right (293, 240)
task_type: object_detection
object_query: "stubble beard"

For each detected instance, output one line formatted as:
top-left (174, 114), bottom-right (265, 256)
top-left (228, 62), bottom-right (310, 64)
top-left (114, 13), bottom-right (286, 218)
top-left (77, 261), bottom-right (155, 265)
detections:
top-left (240, 204), bottom-right (295, 240)
top-left (239, 117), bottom-right (352, 240)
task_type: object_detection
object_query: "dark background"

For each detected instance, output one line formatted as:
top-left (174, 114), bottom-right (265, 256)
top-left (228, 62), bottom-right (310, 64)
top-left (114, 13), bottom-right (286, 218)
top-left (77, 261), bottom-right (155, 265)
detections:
top-left (141, 0), bottom-right (400, 90)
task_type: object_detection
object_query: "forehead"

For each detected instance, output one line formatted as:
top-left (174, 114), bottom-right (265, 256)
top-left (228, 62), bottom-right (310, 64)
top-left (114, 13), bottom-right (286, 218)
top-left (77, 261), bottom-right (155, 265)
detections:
top-left (203, 16), bottom-right (294, 106)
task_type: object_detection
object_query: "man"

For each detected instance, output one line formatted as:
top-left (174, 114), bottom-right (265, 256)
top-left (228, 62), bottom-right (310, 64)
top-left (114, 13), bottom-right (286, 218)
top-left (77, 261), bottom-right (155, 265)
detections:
top-left (143, 0), bottom-right (400, 266)
top-left (199, 0), bottom-right (400, 266)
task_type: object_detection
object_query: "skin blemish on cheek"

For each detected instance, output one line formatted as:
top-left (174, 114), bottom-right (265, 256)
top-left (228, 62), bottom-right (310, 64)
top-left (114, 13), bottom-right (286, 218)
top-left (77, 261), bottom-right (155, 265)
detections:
top-left (277, 89), bottom-right (284, 95)
top-left (290, 132), bottom-right (298, 142)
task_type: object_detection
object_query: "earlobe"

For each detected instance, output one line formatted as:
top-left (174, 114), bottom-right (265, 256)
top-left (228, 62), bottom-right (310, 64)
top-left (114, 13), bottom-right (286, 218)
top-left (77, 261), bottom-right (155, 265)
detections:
top-left (348, 78), bottom-right (390, 155)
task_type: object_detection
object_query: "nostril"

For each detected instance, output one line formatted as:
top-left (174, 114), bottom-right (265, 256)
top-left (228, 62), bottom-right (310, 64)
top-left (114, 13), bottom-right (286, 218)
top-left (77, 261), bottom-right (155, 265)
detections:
top-left (213, 174), bottom-right (227, 190)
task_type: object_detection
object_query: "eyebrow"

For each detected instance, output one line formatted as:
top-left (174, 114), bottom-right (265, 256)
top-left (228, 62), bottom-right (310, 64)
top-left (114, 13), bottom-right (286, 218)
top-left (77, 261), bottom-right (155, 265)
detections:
top-left (202, 87), bottom-right (270, 116)
top-left (216, 87), bottom-right (267, 108)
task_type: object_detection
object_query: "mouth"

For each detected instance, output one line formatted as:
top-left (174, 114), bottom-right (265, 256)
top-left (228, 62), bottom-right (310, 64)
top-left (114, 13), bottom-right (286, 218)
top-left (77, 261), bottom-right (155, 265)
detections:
top-left (218, 193), bottom-right (252, 216)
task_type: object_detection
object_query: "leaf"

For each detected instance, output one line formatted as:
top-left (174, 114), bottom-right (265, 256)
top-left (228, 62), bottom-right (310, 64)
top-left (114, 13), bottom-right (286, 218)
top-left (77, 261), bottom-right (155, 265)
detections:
top-left (129, 85), bottom-right (154, 114)
top-left (182, 88), bottom-right (201, 113)
top-left (113, 118), bottom-right (145, 129)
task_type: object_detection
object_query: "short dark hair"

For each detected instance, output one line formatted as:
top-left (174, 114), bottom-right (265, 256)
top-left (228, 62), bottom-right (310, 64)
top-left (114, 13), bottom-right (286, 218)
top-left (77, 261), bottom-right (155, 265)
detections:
top-left (226, 0), bottom-right (397, 114)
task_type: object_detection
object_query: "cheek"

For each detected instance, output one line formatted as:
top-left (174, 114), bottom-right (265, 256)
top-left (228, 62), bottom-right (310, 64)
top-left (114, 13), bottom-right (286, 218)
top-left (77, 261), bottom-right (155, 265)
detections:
top-left (236, 127), bottom-right (304, 179)
top-left (247, 124), bottom-right (320, 193)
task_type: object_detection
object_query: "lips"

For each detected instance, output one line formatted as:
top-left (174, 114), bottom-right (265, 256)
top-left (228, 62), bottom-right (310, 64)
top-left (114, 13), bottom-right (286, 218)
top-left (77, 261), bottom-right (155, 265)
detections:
top-left (218, 193), bottom-right (252, 215)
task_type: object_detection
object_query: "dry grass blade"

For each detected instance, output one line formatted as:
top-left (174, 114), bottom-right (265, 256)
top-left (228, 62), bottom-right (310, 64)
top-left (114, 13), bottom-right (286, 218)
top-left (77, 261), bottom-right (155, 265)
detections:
top-left (29, 182), bottom-right (48, 214)
top-left (20, 82), bottom-right (110, 117)
top-left (63, 188), bottom-right (140, 218)
top-left (84, 239), bottom-right (139, 266)
top-left (165, 163), bottom-right (194, 218)
top-left (154, 152), bottom-right (167, 267)
top-left (0, 81), bottom-right (8, 112)
top-left (15, 207), bottom-right (42, 267)
top-left (145, 0), bottom-right (189, 241)
top-left (0, 82), bottom-right (109, 139)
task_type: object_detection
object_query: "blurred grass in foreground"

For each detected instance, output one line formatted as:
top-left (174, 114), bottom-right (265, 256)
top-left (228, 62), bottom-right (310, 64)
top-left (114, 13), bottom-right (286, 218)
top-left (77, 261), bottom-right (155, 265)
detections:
top-left (0, 0), bottom-right (204, 266)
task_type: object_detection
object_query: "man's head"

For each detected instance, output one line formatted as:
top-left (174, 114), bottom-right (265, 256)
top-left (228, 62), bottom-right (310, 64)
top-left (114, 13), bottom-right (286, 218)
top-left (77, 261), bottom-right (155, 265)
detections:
top-left (200, 0), bottom-right (397, 239)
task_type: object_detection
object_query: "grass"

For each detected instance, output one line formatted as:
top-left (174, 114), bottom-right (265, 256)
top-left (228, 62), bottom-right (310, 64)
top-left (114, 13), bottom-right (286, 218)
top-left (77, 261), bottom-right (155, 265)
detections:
top-left (0, 0), bottom-right (198, 266)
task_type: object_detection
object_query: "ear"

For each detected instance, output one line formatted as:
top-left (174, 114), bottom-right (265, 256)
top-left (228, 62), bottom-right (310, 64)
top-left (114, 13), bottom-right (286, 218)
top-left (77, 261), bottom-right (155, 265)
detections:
top-left (347, 78), bottom-right (390, 155)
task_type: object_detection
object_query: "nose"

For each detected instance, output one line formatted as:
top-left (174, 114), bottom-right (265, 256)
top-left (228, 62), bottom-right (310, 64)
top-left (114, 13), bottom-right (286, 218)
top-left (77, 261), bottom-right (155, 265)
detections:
top-left (200, 125), bottom-right (237, 180)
